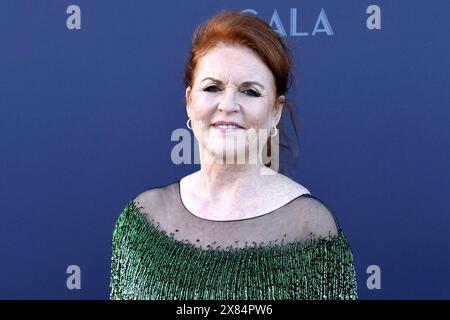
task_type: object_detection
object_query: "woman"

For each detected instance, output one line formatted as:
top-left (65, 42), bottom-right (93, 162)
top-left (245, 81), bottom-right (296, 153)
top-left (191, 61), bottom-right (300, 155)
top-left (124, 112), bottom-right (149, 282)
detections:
top-left (110, 11), bottom-right (358, 300)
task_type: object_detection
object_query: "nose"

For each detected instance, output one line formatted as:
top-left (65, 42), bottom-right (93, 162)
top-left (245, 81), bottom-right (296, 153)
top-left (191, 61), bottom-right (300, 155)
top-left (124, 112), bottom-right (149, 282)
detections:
top-left (217, 88), bottom-right (239, 113)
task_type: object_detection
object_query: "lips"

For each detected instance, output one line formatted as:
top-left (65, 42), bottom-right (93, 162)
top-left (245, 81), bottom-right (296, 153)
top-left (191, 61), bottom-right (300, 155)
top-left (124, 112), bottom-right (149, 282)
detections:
top-left (211, 121), bottom-right (244, 129)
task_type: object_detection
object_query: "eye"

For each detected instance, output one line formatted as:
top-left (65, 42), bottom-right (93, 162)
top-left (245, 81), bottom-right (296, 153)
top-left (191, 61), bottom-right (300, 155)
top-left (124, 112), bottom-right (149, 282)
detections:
top-left (203, 85), bottom-right (222, 93)
top-left (242, 89), bottom-right (260, 97)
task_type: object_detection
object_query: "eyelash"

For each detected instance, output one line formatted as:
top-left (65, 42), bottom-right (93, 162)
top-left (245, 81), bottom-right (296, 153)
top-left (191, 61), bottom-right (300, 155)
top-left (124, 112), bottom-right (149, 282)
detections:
top-left (203, 86), bottom-right (260, 97)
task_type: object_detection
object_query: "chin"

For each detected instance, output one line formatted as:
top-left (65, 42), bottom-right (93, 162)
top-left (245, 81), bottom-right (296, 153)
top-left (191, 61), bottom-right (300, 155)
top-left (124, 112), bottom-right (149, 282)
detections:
top-left (205, 142), bottom-right (249, 165)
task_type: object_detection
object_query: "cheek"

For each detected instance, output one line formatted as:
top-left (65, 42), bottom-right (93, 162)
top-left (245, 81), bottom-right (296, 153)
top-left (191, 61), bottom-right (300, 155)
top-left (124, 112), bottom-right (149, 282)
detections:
top-left (244, 102), bottom-right (272, 128)
top-left (190, 94), bottom-right (216, 118)
top-left (190, 93), bottom-right (274, 128)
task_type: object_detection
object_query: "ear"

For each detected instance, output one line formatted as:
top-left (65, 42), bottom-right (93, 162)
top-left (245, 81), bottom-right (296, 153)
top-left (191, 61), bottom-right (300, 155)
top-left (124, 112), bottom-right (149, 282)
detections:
top-left (272, 95), bottom-right (285, 127)
top-left (185, 86), bottom-right (192, 117)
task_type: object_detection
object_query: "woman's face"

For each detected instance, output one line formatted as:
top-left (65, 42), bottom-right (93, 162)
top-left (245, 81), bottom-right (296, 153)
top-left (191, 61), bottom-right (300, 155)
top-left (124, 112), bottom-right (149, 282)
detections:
top-left (185, 42), bottom-right (284, 164)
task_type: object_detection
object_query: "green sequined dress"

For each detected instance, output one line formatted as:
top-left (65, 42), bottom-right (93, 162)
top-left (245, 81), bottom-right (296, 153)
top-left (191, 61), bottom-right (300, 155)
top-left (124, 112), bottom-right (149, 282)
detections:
top-left (109, 181), bottom-right (358, 300)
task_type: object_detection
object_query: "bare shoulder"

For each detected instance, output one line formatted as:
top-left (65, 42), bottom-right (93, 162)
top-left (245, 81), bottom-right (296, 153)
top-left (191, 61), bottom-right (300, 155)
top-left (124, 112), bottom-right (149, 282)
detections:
top-left (296, 195), bottom-right (339, 239)
top-left (270, 171), bottom-right (311, 196)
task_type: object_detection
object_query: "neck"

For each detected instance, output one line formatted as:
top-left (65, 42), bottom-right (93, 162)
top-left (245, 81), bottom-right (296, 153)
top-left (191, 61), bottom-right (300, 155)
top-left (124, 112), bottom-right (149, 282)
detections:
top-left (194, 148), bottom-right (276, 202)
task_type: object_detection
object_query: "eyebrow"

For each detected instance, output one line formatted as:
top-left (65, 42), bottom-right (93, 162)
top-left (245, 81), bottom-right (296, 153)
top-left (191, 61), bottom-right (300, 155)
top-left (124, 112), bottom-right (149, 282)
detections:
top-left (200, 77), bottom-right (265, 90)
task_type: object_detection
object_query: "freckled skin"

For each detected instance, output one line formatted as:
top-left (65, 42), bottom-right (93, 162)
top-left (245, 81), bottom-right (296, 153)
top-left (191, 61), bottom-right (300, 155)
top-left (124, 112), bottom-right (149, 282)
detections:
top-left (185, 42), bottom-right (284, 162)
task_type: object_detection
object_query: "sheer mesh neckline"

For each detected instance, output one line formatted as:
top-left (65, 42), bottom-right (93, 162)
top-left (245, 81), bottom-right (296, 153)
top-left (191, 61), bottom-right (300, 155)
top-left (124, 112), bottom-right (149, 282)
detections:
top-left (132, 180), bottom-right (342, 250)
top-left (127, 199), bottom-right (346, 252)
top-left (176, 180), bottom-right (313, 223)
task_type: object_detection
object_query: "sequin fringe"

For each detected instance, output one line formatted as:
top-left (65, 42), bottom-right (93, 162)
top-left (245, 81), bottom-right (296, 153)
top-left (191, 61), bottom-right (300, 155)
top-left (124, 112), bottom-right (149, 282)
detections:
top-left (110, 200), bottom-right (358, 300)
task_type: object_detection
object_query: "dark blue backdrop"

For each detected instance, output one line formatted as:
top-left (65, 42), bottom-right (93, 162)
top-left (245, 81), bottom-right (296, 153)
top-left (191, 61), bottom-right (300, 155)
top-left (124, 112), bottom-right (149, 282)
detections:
top-left (1, 0), bottom-right (449, 299)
